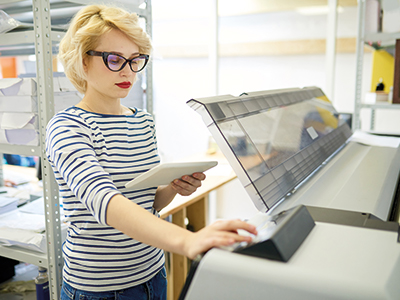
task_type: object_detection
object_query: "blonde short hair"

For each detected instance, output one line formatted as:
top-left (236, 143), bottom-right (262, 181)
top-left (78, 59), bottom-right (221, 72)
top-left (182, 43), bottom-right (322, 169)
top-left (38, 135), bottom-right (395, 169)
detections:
top-left (58, 5), bottom-right (152, 94)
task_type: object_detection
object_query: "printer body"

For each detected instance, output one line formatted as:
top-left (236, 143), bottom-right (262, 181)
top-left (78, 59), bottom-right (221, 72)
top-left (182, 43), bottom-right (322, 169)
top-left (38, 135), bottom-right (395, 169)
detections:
top-left (181, 87), bottom-right (400, 300)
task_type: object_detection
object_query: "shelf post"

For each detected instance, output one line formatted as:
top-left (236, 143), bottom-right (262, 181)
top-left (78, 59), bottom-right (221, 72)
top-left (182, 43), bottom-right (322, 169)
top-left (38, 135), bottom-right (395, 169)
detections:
top-left (209, 0), bottom-right (219, 96)
top-left (144, 0), bottom-right (153, 115)
top-left (32, 0), bottom-right (63, 298)
top-left (326, 0), bottom-right (338, 104)
top-left (353, 0), bottom-right (367, 130)
top-left (370, 108), bottom-right (376, 130)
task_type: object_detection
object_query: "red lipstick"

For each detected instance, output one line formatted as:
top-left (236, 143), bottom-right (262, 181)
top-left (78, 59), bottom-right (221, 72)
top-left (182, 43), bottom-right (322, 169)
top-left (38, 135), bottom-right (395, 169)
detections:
top-left (116, 82), bottom-right (132, 89)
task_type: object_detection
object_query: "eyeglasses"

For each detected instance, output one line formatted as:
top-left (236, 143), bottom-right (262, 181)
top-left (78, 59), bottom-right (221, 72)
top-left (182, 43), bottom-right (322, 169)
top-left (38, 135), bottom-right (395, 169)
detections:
top-left (86, 51), bottom-right (149, 73)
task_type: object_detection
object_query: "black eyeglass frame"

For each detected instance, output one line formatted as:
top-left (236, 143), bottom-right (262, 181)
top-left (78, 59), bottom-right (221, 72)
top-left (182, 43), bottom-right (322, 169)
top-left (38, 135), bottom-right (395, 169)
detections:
top-left (86, 50), bottom-right (149, 73)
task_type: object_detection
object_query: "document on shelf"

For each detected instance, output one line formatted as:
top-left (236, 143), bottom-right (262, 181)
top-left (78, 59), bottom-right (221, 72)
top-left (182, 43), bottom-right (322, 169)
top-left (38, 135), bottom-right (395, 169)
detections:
top-left (0, 196), bottom-right (19, 215)
top-left (350, 131), bottom-right (400, 148)
top-left (0, 227), bottom-right (46, 253)
top-left (0, 210), bottom-right (46, 233)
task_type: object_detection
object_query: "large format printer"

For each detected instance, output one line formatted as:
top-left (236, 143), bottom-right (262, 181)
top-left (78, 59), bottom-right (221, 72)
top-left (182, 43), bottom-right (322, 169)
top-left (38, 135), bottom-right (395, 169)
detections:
top-left (181, 87), bottom-right (400, 300)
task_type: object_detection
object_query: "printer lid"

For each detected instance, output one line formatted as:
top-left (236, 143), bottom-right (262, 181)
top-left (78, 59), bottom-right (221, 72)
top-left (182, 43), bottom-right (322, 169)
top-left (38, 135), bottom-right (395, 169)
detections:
top-left (187, 87), bottom-right (352, 213)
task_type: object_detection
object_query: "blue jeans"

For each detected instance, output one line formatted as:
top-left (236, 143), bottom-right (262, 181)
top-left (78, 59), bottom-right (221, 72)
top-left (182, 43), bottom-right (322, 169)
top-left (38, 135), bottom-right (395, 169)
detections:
top-left (60, 267), bottom-right (167, 300)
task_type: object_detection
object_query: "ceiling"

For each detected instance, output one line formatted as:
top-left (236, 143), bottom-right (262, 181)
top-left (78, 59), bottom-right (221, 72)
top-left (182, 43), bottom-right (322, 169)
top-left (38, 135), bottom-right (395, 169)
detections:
top-left (151, 0), bottom-right (359, 20)
top-left (0, 0), bottom-right (359, 25)
top-left (217, 0), bottom-right (358, 16)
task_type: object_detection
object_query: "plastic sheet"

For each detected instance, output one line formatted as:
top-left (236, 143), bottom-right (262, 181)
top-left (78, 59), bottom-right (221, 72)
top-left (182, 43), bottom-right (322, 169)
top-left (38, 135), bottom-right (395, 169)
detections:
top-left (0, 10), bottom-right (20, 34)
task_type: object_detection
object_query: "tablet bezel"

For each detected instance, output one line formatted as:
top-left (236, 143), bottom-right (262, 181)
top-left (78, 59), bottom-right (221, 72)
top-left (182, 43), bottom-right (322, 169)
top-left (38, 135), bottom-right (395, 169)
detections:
top-left (125, 161), bottom-right (218, 189)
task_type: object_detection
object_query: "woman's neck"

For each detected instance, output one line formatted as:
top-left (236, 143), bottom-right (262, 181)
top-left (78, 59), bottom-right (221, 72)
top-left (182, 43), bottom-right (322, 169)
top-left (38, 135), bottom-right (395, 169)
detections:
top-left (77, 95), bottom-right (127, 115)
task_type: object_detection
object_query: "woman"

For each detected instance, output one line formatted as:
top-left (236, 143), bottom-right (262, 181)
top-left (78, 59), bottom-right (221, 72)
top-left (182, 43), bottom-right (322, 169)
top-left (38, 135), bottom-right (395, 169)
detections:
top-left (46, 4), bottom-right (256, 300)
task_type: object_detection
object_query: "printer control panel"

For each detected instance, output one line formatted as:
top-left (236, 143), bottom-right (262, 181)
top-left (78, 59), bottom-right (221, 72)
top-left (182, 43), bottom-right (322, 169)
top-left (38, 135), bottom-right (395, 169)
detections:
top-left (220, 205), bottom-right (315, 262)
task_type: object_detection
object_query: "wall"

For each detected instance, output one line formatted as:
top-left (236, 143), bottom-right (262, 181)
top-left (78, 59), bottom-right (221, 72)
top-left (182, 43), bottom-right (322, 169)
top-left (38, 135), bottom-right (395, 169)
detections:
top-left (150, 2), bottom-right (379, 219)
top-left (151, 3), bottom-right (375, 163)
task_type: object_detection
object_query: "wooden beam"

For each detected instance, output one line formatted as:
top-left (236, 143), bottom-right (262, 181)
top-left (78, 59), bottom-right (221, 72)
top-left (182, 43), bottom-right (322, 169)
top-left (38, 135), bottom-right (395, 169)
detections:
top-left (171, 209), bottom-right (188, 300)
top-left (156, 37), bottom-right (368, 58)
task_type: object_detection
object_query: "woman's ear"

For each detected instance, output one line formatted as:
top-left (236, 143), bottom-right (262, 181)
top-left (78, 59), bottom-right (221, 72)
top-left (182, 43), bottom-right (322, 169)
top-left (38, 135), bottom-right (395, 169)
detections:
top-left (82, 56), bottom-right (89, 72)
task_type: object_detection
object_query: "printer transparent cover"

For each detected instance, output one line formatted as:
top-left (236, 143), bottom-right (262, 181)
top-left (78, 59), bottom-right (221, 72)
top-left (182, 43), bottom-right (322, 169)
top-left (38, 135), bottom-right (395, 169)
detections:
top-left (187, 87), bottom-right (352, 212)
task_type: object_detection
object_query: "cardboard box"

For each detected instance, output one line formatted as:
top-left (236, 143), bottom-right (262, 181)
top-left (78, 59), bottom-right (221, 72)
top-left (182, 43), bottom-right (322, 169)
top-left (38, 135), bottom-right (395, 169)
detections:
top-left (364, 92), bottom-right (389, 104)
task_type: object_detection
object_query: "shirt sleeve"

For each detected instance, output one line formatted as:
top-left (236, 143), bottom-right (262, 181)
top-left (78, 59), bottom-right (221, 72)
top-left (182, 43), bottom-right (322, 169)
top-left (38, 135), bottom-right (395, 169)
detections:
top-left (45, 113), bottom-right (121, 225)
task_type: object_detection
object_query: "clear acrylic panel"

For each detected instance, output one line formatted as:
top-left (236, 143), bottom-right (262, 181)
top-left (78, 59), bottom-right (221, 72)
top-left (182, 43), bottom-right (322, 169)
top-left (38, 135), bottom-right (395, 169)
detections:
top-left (188, 87), bottom-right (352, 212)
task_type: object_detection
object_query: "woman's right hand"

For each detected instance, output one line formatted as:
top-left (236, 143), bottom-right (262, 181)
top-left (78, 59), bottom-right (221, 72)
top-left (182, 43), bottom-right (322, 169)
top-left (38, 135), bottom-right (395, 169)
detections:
top-left (183, 219), bottom-right (257, 260)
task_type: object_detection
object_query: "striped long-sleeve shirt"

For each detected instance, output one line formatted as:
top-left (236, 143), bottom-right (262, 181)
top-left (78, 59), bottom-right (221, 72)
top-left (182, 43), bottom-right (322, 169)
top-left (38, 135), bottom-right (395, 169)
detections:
top-left (45, 106), bottom-right (164, 291)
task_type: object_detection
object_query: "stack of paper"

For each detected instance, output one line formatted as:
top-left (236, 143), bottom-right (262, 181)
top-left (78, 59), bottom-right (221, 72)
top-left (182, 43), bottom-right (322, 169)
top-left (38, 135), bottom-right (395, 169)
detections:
top-left (0, 76), bottom-right (82, 145)
top-left (0, 196), bottom-right (19, 215)
top-left (0, 198), bottom-right (67, 253)
top-left (0, 78), bottom-right (38, 145)
top-left (0, 112), bottom-right (38, 145)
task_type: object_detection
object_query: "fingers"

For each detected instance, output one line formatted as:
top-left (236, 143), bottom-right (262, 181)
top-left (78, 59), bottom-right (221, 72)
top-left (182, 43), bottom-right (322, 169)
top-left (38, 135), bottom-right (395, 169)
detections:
top-left (185, 219), bottom-right (258, 259)
top-left (192, 172), bottom-right (206, 181)
top-left (201, 220), bottom-right (258, 249)
top-left (170, 172), bottom-right (206, 196)
top-left (200, 233), bottom-right (239, 250)
top-left (212, 219), bottom-right (258, 236)
top-left (209, 231), bottom-right (252, 245)
top-left (4, 179), bottom-right (16, 187)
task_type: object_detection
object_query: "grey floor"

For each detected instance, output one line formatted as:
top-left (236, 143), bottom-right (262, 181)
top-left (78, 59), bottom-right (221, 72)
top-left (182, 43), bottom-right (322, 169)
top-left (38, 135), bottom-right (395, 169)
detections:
top-left (0, 263), bottom-right (37, 300)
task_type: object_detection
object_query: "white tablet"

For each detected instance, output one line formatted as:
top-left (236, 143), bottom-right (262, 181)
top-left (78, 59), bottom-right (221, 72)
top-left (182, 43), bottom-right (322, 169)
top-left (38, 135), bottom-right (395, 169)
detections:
top-left (125, 161), bottom-right (218, 190)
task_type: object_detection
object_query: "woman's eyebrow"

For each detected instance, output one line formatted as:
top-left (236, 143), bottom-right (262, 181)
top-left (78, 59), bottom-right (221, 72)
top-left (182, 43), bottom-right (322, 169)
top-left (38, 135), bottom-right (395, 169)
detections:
top-left (110, 51), bottom-right (140, 57)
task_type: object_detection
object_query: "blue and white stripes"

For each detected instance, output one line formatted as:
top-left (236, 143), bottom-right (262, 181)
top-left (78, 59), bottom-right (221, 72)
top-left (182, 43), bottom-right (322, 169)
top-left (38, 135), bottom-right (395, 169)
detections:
top-left (46, 106), bottom-right (164, 291)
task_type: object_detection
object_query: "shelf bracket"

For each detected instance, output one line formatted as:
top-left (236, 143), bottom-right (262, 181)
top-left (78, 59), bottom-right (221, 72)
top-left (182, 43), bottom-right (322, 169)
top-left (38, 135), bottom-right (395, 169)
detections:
top-left (32, 0), bottom-right (63, 299)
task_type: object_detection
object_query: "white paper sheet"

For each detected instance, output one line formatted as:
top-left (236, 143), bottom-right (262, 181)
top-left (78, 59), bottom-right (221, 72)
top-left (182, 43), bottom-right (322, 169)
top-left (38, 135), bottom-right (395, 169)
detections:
top-left (0, 196), bottom-right (18, 214)
top-left (0, 228), bottom-right (46, 253)
top-left (0, 112), bottom-right (36, 129)
top-left (0, 78), bottom-right (22, 92)
top-left (350, 131), bottom-right (400, 148)
top-left (11, 127), bottom-right (38, 145)
top-left (0, 78), bottom-right (35, 96)
top-left (0, 96), bottom-right (36, 112)
top-left (19, 197), bottom-right (45, 215)
top-left (0, 211), bottom-right (46, 232)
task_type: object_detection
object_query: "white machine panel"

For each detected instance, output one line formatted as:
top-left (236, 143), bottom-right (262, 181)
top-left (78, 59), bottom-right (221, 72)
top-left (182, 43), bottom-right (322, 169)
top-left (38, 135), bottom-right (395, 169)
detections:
top-left (185, 222), bottom-right (400, 300)
top-left (183, 87), bottom-right (400, 300)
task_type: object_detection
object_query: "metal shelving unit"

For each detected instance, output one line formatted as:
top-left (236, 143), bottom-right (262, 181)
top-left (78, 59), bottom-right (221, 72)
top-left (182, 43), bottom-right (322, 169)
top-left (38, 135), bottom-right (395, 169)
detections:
top-left (353, 0), bottom-right (400, 131)
top-left (0, 0), bottom-right (152, 298)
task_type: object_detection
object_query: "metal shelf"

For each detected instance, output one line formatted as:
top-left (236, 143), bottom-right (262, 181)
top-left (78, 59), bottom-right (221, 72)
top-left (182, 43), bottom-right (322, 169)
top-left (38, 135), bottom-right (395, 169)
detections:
top-left (0, 0), bottom-right (153, 298)
top-left (353, 0), bottom-right (400, 132)
top-left (0, 0), bottom-right (148, 22)
top-left (365, 31), bottom-right (400, 44)
top-left (360, 103), bottom-right (400, 109)
top-left (0, 245), bottom-right (48, 267)
top-left (0, 0), bottom-right (27, 5)
top-left (0, 30), bottom-right (64, 46)
top-left (0, 144), bottom-right (40, 156)
top-left (0, 30), bottom-right (63, 56)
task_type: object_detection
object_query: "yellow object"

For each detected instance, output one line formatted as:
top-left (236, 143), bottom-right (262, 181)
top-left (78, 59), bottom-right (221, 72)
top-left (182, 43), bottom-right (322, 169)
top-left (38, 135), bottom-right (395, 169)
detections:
top-left (315, 95), bottom-right (338, 129)
top-left (370, 50), bottom-right (394, 93)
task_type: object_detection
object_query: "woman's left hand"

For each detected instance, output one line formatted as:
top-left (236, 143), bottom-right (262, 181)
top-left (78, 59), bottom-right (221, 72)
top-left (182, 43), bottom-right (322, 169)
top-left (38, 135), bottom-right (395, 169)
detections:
top-left (170, 172), bottom-right (206, 196)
